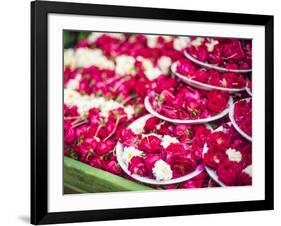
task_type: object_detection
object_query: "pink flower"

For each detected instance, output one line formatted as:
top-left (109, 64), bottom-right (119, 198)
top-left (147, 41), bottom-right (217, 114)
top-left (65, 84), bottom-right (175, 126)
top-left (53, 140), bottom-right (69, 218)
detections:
top-left (176, 59), bottom-right (196, 76)
top-left (154, 75), bottom-right (177, 93)
top-left (97, 139), bottom-right (116, 155)
top-left (206, 131), bottom-right (231, 151)
top-left (238, 171), bottom-right (252, 185)
top-left (88, 107), bottom-right (102, 126)
top-left (203, 147), bottom-right (226, 169)
top-left (217, 161), bottom-right (242, 186)
top-left (119, 129), bottom-right (137, 147)
top-left (179, 171), bottom-right (209, 189)
top-left (89, 156), bottom-right (104, 169)
top-left (75, 124), bottom-right (88, 138)
top-left (64, 122), bottom-right (76, 144)
top-left (64, 105), bottom-right (79, 117)
top-left (64, 67), bottom-right (77, 85)
top-left (144, 154), bottom-right (161, 174)
top-left (139, 135), bottom-right (162, 153)
top-left (165, 143), bottom-right (186, 153)
top-left (173, 124), bottom-right (192, 136)
top-left (166, 151), bottom-right (196, 178)
top-left (234, 99), bottom-right (252, 136)
top-left (76, 39), bottom-right (89, 48)
top-left (160, 106), bottom-right (178, 119)
top-left (128, 156), bottom-right (147, 177)
top-left (207, 91), bottom-right (229, 113)
top-left (196, 46), bottom-right (208, 62)
top-left (144, 117), bottom-right (161, 132)
top-left (105, 160), bottom-right (122, 175)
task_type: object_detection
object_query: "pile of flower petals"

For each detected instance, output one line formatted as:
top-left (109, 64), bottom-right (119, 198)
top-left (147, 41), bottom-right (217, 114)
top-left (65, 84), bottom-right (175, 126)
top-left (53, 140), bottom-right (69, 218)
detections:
top-left (119, 116), bottom-right (212, 181)
top-left (203, 124), bottom-right (252, 186)
top-left (233, 99), bottom-right (252, 137)
top-left (63, 32), bottom-right (252, 189)
top-left (186, 37), bottom-right (252, 70)
top-left (148, 76), bottom-right (230, 120)
top-left (176, 58), bottom-right (247, 89)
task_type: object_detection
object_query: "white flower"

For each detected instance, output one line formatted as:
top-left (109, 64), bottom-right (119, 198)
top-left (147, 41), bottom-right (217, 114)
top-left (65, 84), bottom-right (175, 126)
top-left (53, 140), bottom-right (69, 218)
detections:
top-left (205, 39), bottom-right (219, 52)
top-left (76, 98), bottom-right (96, 118)
top-left (157, 56), bottom-right (172, 74)
top-left (162, 35), bottom-right (173, 42)
top-left (88, 32), bottom-right (125, 44)
top-left (173, 36), bottom-right (191, 51)
top-left (115, 55), bottom-right (136, 75)
top-left (226, 148), bottom-right (242, 163)
top-left (152, 160), bottom-right (173, 181)
top-left (124, 105), bottom-right (135, 119)
top-left (87, 32), bottom-right (103, 43)
top-left (145, 67), bottom-right (162, 81)
top-left (191, 37), bottom-right (205, 47)
top-left (64, 91), bottom-right (131, 119)
top-left (64, 49), bottom-right (75, 67)
top-left (145, 35), bottom-right (159, 48)
top-left (145, 35), bottom-right (173, 48)
top-left (99, 100), bottom-right (120, 117)
top-left (65, 74), bottom-right (81, 90)
top-left (161, 135), bottom-right (179, 148)
top-left (243, 165), bottom-right (252, 177)
top-left (75, 48), bottom-right (115, 69)
top-left (136, 57), bottom-right (161, 81)
top-left (64, 89), bottom-right (80, 106)
top-left (123, 146), bottom-right (143, 166)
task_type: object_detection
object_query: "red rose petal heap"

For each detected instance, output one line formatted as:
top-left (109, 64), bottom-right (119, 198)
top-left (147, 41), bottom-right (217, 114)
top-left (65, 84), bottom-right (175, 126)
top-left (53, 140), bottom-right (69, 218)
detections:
top-left (119, 116), bottom-right (212, 181)
top-left (186, 37), bottom-right (252, 70)
top-left (64, 105), bottom-right (132, 176)
top-left (148, 75), bottom-right (230, 120)
top-left (233, 99), bottom-right (252, 137)
top-left (64, 32), bottom-right (252, 190)
top-left (203, 123), bottom-right (252, 186)
top-left (176, 58), bottom-right (247, 89)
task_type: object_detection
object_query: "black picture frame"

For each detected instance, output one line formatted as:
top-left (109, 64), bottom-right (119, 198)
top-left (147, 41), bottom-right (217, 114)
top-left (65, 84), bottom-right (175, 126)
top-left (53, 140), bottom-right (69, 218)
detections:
top-left (31, 0), bottom-right (274, 224)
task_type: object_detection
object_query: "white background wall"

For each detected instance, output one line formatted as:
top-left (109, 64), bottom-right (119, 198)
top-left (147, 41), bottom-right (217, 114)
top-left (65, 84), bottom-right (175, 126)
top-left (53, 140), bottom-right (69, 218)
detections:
top-left (0, 0), bottom-right (279, 225)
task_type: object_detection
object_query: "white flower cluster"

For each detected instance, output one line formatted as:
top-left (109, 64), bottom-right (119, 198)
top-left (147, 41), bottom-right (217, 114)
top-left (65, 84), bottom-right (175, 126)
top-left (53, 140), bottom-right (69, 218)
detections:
top-left (115, 55), bottom-right (136, 75)
top-left (122, 146), bottom-right (143, 166)
top-left (64, 89), bottom-right (135, 119)
top-left (137, 56), bottom-right (162, 81)
top-left (64, 48), bottom-right (115, 70)
top-left (160, 135), bottom-right (179, 148)
top-left (173, 36), bottom-right (191, 51)
top-left (145, 35), bottom-right (172, 48)
top-left (65, 73), bottom-right (81, 90)
top-left (226, 148), bottom-right (242, 163)
top-left (88, 32), bottom-right (125, 44)
top-left (191, 37), bottom-right (205, 47)
top-left (205, 38), bottom-right (219, 52)
top-left (157, 56), bottom-right (172, 74)
top-left (152, 159), bottom-right (173, 181)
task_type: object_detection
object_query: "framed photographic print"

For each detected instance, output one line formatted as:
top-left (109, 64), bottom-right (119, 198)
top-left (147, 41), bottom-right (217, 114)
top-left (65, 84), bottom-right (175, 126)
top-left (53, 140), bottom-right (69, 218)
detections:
top-left (31, 0), bottom-right (274, 224)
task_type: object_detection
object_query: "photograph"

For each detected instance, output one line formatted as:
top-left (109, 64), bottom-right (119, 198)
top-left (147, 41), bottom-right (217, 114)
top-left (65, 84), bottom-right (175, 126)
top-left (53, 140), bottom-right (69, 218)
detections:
top-left (63, 31), bottom-right (253, 193)
top-left (31, 1), bottom-right (273, 223)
